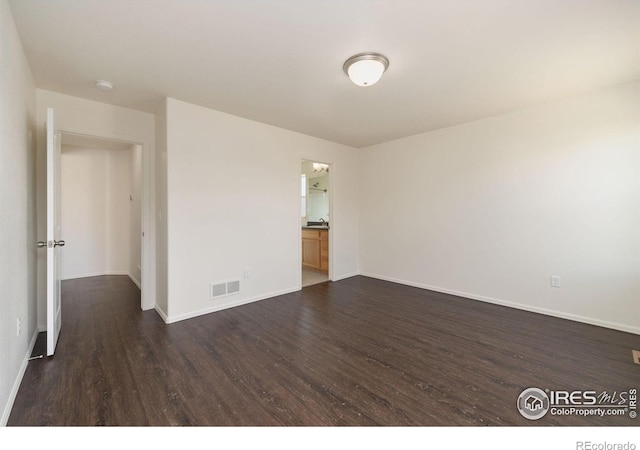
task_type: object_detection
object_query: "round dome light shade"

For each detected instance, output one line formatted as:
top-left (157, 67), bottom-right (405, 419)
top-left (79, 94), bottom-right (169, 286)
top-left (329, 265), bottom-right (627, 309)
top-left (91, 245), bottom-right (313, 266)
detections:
top-left (343, 53), bottom-right (389, 87)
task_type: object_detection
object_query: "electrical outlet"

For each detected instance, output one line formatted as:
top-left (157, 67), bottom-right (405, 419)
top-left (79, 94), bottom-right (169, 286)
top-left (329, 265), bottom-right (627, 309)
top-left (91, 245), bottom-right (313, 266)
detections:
top-left (550, 275), bottom-right (561, 288)
top-left (243, 268), bottom-right (251, 279)
top-left (16, 318), bottom-right (21, 337)
top-left (633, 350), bottom-right (640, 365)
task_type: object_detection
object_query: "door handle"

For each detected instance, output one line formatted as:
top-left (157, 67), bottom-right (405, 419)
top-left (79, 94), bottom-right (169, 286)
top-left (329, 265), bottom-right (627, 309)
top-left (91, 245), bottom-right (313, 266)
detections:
top-left (36, 240), bottom-right (65, 248)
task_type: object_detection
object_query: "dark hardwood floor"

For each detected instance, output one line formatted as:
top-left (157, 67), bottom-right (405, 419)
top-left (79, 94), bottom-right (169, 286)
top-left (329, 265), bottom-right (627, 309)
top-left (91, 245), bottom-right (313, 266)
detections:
top-left (8, 275), bottom-right (639, 426)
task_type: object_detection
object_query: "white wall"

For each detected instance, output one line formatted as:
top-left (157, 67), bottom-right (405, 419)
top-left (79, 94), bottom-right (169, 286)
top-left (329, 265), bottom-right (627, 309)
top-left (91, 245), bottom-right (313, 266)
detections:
top-left (130, 145), bottom-right (142, 286)
top-left (360, 81), bottom-right (640, 334)
top-left (36, 90), bottom-right (156, 325)
top-left (154, 99), bottom-right (168, 319)
top-left (0, 0), bottom-right (37, 425)
top-left (60, 145), bottom-right (134, 280)
top-left (164, 98), bottom-right (359, 322)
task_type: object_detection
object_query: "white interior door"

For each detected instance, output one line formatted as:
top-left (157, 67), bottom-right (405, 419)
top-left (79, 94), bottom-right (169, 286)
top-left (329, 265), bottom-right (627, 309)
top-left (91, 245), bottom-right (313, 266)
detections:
top-left (46, 107), bottom-right (64, 356)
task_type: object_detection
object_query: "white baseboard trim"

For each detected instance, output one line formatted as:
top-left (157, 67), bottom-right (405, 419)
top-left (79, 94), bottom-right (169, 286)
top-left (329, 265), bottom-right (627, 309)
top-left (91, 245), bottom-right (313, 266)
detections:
top-left (62, 271), bottom-right (129, 281)
top-left (128, 273), bottom-right (141, 290)
top-left (332, 271), bottom-right (359, 282)
top-left (360, 272), bottom-right (640, 335)
top-left (154, 304), bottom-right (169, 323)
top-left (165, 286), bottom-right (300, 324)
top-left (1, 329), bottom-right (39, 426)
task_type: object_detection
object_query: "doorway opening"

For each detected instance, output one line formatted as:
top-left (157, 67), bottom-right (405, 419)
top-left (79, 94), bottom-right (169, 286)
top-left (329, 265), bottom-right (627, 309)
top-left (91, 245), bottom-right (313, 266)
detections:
top-left (300, 160), bottom-right (330, 287)
top-left (60, 132), bottom-right (144, 298)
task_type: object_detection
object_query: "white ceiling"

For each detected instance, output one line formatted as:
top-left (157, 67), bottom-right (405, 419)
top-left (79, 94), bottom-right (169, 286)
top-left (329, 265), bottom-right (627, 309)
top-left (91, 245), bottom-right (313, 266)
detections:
top-left (9, 0), bottom-right (640, 148)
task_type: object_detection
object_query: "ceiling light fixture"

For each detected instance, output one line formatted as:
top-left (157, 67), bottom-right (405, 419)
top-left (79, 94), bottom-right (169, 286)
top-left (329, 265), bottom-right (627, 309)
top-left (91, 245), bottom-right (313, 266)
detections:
top-left (313, 163), bottom-right (329, 174)
top-left (95, 80), bottom-right (114, 92)
top-left (343, 52), bottom-right (389, 87)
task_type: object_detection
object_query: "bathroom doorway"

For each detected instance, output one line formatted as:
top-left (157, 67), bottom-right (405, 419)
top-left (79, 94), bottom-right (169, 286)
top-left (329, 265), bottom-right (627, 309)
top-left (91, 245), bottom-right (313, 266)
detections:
top-left (300, 160), bottom-right (330, 287)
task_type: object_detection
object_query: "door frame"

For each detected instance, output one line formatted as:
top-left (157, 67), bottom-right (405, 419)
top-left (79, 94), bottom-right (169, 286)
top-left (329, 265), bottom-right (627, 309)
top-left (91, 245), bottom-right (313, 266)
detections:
top-left (298, 158), bottom-right (334, 289)
top-left (58, 126), bottom-right (155, 311)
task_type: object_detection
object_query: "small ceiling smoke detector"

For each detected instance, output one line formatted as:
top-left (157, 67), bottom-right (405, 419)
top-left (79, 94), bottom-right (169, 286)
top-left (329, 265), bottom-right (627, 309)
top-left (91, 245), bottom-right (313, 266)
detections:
top-left (95, 80), bottom-right (114, 92)
top-left (343, 52), bottom-right (389, 87)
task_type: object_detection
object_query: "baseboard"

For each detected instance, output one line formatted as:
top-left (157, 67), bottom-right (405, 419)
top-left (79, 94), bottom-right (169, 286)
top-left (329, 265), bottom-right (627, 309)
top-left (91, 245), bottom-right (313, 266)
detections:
top-left (1, 329), bottom-right (39, 426)
top-left (360, 272), bottom-right (640, 336)
top-left (165, 286), bottom-right (300, 324)
top-left (154, 304), bottom-right (169, 323)
top-left (63, 272), bottom-right (142, 291)
top-left (62, 271), bottom-right (129, 281)
top-left (332, 271), bottom-right (359, 282)
top-left (128, 273), bottom-right (141, 290)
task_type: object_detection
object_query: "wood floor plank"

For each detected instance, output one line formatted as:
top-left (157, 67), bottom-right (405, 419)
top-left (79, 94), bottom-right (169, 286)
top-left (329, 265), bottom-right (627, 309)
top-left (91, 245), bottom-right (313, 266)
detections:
top-left (7, 275), bottom-right (639, 426)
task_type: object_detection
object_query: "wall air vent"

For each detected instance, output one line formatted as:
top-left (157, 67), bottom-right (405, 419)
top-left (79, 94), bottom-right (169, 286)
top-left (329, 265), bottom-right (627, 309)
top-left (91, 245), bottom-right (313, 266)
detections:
top-left (209, 280), bottom-right (241, 300)
top-left (227, 280), bottom-right (240, 295)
